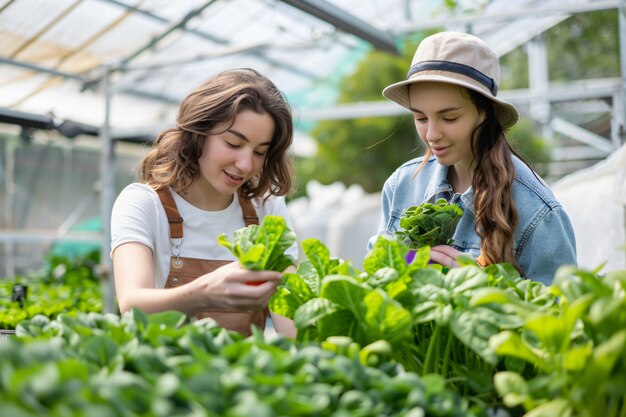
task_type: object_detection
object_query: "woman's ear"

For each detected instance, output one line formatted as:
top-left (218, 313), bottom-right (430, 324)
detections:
top-left (479, 108), bottom-right (487, 124)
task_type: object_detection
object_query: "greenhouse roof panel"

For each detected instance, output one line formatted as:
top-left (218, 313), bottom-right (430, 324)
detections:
top-left (0, 0), bottom-right (616, 133)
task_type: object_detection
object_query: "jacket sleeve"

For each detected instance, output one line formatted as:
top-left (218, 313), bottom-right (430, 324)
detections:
top-left (516, 205), bottom-right (578, 285)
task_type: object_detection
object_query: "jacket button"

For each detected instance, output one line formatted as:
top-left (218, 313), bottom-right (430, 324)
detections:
top-left (172, 277), bottom-right (179, 286)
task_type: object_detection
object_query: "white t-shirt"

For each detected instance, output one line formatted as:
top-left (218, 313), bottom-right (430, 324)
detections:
top-left (110, 183), bottom-right (298, 288)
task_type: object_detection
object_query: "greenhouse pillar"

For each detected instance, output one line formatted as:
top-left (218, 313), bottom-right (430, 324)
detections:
top-left (528, 34), bottom-right (551, 140)
top-left (99, 66), bottom-right (116, 314)
top-left (614, 0), bottom-right (626, 143)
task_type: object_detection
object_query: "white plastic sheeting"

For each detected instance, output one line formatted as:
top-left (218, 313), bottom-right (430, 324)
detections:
top-left (552, 143), bottom-right (626, 273)
top-left (287, 180), bottom-right (380, 269)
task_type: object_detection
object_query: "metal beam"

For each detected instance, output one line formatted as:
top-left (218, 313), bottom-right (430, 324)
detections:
top-left (551, 145), bottom-right (612, 160)
top-left (97, 0), bottom-right (316, 79)
top-left (115, 0), bottom-right (219, 70)
top-left (0, 230), bottom-right (102, 244)
top-left (120, 41), bottom-right (269, 72)
top-left (278, 0), bottom-right (398, 55)
top-left (298, 78), bottom-right (622, 121)
top-left (619, 0), bottom-right (626, 144)
top-left (528, 35), bottom-right (550, 124)
top-left (0, 107), bottom-right (55, 130)
top-left (393, 0), bottom-right (619, 34)
top-left (551, 117), bottom-right (615, 153)
top-left (0, 56), bottom-right (86, 82)
top-left (99, 66), bottom-right (116, 314)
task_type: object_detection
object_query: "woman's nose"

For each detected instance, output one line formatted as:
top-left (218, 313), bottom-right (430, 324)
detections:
top-left (425, 122), bottom-right (442, 141)
top-left (235, 150), bottom-right (254, 173)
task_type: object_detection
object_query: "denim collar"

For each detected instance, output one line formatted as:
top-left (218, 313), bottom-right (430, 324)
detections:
top-left (423, 161), bottom-right (476, 215)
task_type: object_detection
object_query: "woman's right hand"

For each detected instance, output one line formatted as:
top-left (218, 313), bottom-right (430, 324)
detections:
top-left (197, 262), bottom-right (282, 311)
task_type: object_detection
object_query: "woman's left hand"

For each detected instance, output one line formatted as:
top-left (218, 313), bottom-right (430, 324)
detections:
top-left (430, 245), bottom-right (463, 269)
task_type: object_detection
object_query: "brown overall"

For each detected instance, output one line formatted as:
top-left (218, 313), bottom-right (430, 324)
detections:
top-left (157, 188), bottom-right (268, 336)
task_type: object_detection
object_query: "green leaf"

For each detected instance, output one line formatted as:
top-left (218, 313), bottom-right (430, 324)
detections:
top-left (257, 216), bottom-right (296, 271)
top-left (218, 215), bottom-right (295, 272)
top-left (449, 308), bottom-right (499, 365)
top-left (579, 330), bottom-right (626, 390)
top-left (363, 289), bottom-right (412, 344)
top-left (493, 371), bottom-right (531, 408)
top-left (295, 261), bottom-right (322, 295)
top-left (80, 335), bottom-right (119, 368)
top-left (490, 331), bottom-right (548, 372)
top-left (317, 309), bottom-right (361, 342)
top-left (320, 275), bottom-right (370, 322)
top-left (395, 199), bottom-right (463, 249)
top-left (524, 314), bottom-right (569, 354)
top-left (363, 235), bottom-right (408, 276)
top-left (524, 398), bottom-right (573, 417)
top-left (268, 273), bottom-right (314, 319)
top-left (563, 342), bottom-right (592, 371)
top-left (238, 243), bottom-right (266, 270)
top-left (302, 238), bottom-right (332, 279)
top-left (293, 297), bottom-right (337, 330)
top-left (232, 225), bottom-right (260, 256)
top-left (445, 266), bottom-right (488, 293)
top-left (147, 310), bottom-right (188, 328)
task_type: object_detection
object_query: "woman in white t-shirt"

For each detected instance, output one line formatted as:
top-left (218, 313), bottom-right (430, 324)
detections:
top-left (111, 68), bottom-right (297, 336)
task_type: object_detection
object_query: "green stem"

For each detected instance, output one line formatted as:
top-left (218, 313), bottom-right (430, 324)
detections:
top-left (440, 327), bottom-right (453, 379)
top-left (424, 323), bottom-right (441, 374)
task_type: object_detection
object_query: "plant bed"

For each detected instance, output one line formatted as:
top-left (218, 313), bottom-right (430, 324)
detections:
top-left (0, 251), bottom-right (103, 330)
top-left (0, 310), bottom-right (479, 416)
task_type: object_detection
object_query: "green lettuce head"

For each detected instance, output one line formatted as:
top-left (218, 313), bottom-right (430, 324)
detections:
top-left (395, 198), bottom-right (463, 249)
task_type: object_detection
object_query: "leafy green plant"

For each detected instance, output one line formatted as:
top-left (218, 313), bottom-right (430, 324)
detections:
top-left (218, 215), bottom-right (297, 273)
top-left (491, 266), bottom-right (626, 417)
top-left (267, 233), bottom-right (555, 410)
top-left (395, 198), bottom-right (463, 249)
top-left (1, 309), bottom-right (479, 417)
top-left (217, 217), bottom-right (626, 414)
top-left (0, 251), bottom-right (103, 330)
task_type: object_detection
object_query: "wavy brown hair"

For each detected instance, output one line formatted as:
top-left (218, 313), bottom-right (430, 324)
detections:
top-left (467, 90), bottom-right (521, 272)
top-left (140, 68), bottom-right (294, 199)
top-left (414, 88), bottom-right (527, 273)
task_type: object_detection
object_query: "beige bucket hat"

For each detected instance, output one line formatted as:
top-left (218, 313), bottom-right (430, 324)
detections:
top-left (383, 31), bottom-right (519, 128)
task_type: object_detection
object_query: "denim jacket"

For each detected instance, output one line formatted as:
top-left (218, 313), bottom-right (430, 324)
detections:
top-left (369, 155), bottom-right (577, 285)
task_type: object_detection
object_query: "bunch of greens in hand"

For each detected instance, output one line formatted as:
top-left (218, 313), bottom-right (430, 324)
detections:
top-left (218, 215), bottom-right (296, 274)
top-left (395, 198), bottom-right (463, 249)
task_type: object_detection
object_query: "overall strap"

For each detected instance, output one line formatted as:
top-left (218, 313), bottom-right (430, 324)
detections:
top-left (156, 187), bottom-right (260, 239)
top-left (156, 187), bottom-right (183, 239)
top-left (238, 195), bottom-right (259, 226)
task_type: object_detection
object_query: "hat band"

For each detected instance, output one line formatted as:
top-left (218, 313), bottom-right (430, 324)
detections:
top-left (407, 60), bottom-right (498, 96)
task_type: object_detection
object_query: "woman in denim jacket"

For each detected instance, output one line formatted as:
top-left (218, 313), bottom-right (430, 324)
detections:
top-left (369, 32), bottom-right (576, 285)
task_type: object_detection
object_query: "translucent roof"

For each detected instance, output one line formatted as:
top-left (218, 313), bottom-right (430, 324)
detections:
top-left (0, 0), bottom-right (615, 136)
top-left (0, 0), bottom-right (412, 132)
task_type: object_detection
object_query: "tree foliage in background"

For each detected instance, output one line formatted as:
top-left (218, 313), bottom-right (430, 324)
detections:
top-left (546, 10), bottom-right (619, 81)
top-left (508, 120), bottom-right (550, 177)
top-left (294, 38), bottom-right (428, 195)
top-left (500, 9), bottom-right (618, 89)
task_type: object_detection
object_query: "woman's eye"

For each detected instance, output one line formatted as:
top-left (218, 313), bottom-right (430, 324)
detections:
top-left (415, 117), bottom-right (428, 123)
top-left (254, 150), bottom-right (267, 157)
top-left (225, 141), bottom-right (240, 148)
top-left (443, 117), bottom-right (459, 122)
